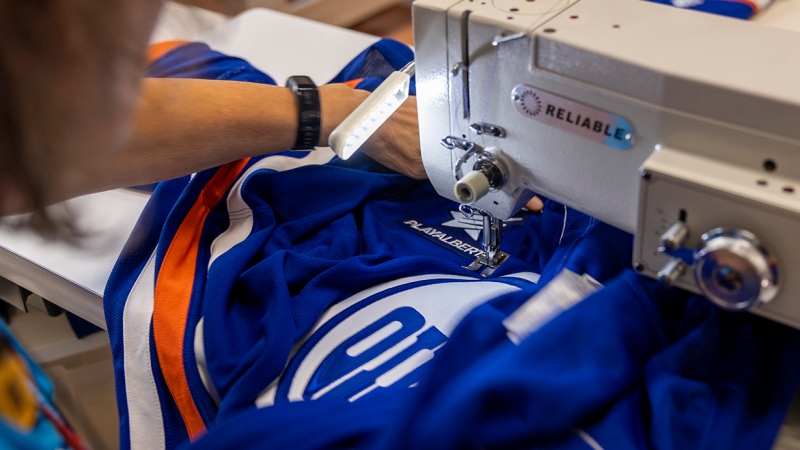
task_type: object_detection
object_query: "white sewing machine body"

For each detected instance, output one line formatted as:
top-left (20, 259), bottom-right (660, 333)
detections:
top-left (413, 0), bottom-right (800, 328)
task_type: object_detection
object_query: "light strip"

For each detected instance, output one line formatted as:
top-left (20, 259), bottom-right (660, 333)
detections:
top-left (329, 61), bottom-right (415, 160)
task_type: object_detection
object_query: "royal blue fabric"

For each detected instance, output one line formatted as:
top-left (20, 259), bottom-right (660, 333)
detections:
top-left (187, 268), bottom-right (800, 450)
top-left (648, 0), bottom-right (756, 19)
top-left (146, 42), bottom-right (277, 84)
top-left (373, 270), bottom-right (800, 450)
top-left (201, 170), bottom-right (547, 420)
top-left (106, 38), bottom-right (428, 449)
top-left (181, 387), bottom-right (406, 450)
top-left (328, 38), bottom-right (416, 95)
top-left (106, 38), bottom-right (800, 450)
top-left (104, 175), bottom-right (192, 449)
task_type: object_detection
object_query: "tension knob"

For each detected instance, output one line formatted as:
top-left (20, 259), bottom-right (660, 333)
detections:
top-left (693, 228), bottom-right (779, 311)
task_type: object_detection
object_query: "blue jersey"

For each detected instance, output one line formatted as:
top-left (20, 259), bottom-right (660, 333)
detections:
top-left (371, 269), bottom-right (800, 450)
top-left (647, 0), bottom-right (770, 20)
top-left (105, 40), bottom-right (800, 450)
top-left (186, 269), bottom-right (800, 450)
top-left (106, 156), bottom-right (632, 449)
top-left (105, 38), bottom-right (552, 449)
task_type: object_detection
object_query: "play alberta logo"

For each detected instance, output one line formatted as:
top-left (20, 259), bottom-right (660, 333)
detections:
top-left (401, 211), bottom-right (486, 259)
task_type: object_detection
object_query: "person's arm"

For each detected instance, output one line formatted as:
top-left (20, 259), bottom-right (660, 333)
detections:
top-left (55, 78), bottom-right (423, 203)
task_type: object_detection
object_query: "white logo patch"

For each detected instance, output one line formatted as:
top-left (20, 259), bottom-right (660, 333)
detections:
top-left (442, 211), bottom-right (482, 241)
top-left (255, 274), bottom-right (529, 407)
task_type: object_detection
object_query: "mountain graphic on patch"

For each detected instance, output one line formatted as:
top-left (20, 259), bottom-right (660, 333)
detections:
top-left (441, 211), bottom-right (482, 241)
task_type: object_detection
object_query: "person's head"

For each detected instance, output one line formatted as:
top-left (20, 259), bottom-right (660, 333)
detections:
top-left (0, 0), bottom-right (162, 223)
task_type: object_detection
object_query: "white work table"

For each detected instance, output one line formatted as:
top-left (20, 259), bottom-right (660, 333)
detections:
top-left (0, 8), bottom-right (379, 329)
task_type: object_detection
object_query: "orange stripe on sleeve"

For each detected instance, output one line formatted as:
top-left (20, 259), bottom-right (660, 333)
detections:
top-left (343, 78), bottom-right (365, 89)
top-left (148, 40), bottom-right (191, 63)
top-left (152, 159), bottom-right (250, 440)
top-left (739, 0), bottom-right (760, 12)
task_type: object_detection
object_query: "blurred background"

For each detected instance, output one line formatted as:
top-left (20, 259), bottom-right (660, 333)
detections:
top-left (169, 0), bottom-right (414, 44)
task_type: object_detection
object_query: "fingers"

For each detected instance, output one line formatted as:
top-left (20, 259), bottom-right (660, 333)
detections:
top-left (524, 196), bottom-right (544, 212)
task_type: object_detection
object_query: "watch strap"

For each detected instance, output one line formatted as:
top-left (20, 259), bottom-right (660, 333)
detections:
top-left (285, 75), bottom-right (321, 150)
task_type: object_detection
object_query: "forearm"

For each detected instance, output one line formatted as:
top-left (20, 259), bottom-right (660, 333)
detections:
top-left (121, 78), bottom-right (298, 182)
top-left (60, 78), bottom-right (368, 199)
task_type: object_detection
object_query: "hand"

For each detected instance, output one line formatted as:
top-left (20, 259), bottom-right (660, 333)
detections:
top-left (524, 196), bottom-right (544, 212)
top-left (319, 84), bottom-right (426, 180)
top-left (361, 95), bottom-right (425, 180)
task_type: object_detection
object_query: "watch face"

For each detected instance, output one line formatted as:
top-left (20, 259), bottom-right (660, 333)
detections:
top-left (287, 76), bottom-right (316, 91)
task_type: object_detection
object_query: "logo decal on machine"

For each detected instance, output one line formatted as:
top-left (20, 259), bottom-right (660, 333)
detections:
top-left (518, 91), bottom-right (543, 117)
top-left (511, 84), bottom-right (635, 150)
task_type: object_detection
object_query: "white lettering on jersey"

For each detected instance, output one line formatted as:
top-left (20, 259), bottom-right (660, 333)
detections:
top-left (254, 274), bottom-right (532, 407)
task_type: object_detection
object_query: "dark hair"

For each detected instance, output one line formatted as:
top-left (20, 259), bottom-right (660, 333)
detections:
top-left (0, 0), bottom-right (99, 237)
top-left (0, 0), bottom-right (159, 238)
top-left (0, 10), bottom-right (59, 235)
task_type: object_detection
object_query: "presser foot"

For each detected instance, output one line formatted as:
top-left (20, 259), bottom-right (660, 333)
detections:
top-left (459, 206), bottom-right (509, 277)
top-left (463, 250), bottom-right (510, 278)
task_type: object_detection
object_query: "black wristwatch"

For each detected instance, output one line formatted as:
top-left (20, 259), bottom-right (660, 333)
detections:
top-left (285, 75), bottom-right (321, 150)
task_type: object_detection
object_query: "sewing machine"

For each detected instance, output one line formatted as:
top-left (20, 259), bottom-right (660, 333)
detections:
top-left (412, 0), bottom-right (800, 328)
